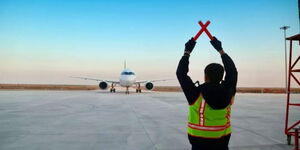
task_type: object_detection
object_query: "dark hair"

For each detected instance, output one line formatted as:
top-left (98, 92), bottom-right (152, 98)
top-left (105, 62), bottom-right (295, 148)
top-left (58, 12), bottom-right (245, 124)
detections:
top-left (204, 63), bottom-right (224, 84)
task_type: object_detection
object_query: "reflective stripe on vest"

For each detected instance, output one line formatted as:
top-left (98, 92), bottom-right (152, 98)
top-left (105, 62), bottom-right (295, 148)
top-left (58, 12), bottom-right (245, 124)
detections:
top-left (187, 94), bottom-right (233, 138)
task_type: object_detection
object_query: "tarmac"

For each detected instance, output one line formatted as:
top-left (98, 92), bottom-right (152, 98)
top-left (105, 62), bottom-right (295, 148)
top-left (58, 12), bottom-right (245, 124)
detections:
top-left (0, 90), bottom-right (299, 150)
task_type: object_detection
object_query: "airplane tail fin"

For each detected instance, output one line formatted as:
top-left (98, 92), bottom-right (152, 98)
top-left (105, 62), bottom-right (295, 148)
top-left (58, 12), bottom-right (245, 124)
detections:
top-left (124, 60), bottom-right (126, 69)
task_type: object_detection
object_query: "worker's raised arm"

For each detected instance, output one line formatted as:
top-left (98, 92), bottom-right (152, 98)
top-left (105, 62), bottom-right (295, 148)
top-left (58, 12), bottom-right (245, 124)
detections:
top-left (176, 38), bottom-right (200, 105)
top-left (210, 37), bottom-right (238, 95)
top-left (220, 52), bottom-right (237, 90)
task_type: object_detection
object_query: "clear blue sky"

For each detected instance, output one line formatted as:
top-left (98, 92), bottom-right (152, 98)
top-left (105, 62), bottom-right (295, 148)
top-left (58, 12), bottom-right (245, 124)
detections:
top-left (0, 0), bottom-right (298, 87)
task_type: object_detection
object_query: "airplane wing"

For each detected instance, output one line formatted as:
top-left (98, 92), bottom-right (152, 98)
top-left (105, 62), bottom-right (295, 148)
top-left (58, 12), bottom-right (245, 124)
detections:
top-left (71, 76), bottom-right (120, 84)
top-left (135, 79), bottom-right (171, 84)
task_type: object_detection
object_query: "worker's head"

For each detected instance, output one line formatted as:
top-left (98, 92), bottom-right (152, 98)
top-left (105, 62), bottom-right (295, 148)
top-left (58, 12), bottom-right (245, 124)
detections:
top-left (204, 63), bottom-right (224, 84)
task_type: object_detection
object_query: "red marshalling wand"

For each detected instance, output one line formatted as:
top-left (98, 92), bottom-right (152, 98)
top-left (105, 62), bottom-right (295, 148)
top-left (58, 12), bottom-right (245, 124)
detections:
top-left (193, 20), bottom-right (214, 41)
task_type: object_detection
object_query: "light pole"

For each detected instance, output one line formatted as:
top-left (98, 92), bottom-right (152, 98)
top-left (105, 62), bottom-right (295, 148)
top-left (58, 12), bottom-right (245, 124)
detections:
top-left (280, 26), bottom-right (290, 93)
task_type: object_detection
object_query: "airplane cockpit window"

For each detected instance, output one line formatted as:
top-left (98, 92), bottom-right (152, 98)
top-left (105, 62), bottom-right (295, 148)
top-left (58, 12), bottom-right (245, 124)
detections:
top-left (121, 72), bottom-right (135, 75)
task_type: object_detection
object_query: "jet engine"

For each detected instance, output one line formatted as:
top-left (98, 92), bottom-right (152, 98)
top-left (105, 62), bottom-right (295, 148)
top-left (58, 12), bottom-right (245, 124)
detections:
top-left (145, 82), bottom-right (154, 90)
top-left (99, 81), bottom-right (108, 90)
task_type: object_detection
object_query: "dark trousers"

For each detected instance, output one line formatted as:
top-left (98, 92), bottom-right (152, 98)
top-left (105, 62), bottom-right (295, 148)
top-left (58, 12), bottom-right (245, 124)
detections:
top-left (189, 134), bottom-right (231, 150)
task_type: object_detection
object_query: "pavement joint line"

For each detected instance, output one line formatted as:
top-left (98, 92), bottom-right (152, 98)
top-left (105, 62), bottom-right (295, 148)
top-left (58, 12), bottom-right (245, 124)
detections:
top-left (235, 125), bottom-right (283, 144)
top-left (125, 99), bottom-right (157, 150)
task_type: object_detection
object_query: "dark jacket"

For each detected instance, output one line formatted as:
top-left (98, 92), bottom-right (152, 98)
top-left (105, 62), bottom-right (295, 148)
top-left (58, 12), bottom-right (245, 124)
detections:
top-left (176, 53), bottom-right (238, 143)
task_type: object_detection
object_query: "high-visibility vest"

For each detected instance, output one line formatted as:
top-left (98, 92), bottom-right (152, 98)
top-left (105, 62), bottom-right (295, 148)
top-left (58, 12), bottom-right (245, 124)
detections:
top-left (187, 94), bottom-right (233, 138)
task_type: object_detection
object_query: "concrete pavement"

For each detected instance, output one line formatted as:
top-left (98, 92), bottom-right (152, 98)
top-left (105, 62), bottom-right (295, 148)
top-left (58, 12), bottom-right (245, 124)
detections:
top-left (0, 91), bottom-right (298, 150)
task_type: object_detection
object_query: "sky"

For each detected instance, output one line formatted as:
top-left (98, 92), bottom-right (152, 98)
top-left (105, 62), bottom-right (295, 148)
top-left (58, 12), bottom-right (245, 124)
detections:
top-left (0, 0), bottom-right (299, 87)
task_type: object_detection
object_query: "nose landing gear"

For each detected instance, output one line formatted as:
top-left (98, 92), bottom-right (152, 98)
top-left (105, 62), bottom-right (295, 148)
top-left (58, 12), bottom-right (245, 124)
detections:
top-left (125, 86), bottom-right (129, 94)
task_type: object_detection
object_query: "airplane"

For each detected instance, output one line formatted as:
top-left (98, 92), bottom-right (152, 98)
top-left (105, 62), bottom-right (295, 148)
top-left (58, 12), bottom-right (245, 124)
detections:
top-left (72, 61), bottom-right (168, 94)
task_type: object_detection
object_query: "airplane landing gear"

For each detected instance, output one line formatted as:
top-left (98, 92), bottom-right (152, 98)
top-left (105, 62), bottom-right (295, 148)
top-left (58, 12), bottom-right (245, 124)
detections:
top-left (125, 86), bottom-right (129, 94)
top-left (110, 83), bottom-right (116, 93)
top-left (136, 83), bottom-right (142, 93)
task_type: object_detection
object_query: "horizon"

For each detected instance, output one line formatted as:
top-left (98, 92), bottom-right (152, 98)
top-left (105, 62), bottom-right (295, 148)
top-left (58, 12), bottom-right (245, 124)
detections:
top-left (0, 0), bottom-right (299, 87)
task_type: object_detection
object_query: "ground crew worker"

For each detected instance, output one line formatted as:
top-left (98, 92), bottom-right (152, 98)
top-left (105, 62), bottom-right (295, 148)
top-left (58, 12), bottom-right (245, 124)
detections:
top-left (176, 37), bottom-right (238, 150)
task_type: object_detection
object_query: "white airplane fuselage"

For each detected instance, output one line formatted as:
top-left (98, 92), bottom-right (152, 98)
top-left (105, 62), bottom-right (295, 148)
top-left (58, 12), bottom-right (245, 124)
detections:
top-left (119, 69), bottom-right (136, 87)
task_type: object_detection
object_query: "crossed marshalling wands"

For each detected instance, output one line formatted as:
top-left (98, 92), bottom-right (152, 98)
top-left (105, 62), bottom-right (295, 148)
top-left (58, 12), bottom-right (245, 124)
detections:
top-left (193, 20), bottom-right (214, 41)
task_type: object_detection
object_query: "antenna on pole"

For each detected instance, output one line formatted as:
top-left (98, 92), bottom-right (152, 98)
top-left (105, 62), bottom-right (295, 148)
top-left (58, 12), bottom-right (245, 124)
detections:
top-left (298, 0), bottom-right (300, 32)
top-left (280, 26), bottom-right (290, 93)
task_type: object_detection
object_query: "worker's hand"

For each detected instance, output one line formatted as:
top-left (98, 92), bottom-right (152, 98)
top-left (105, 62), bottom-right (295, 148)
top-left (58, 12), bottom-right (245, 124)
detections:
top-left (210, 37), bottom-right (223, 51)
top-left (184, 38), bottom-right (196, 55)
